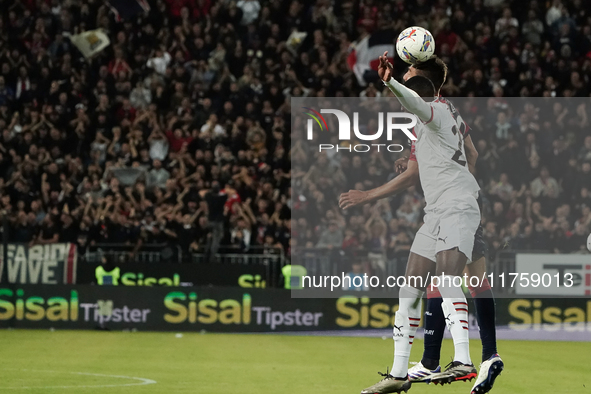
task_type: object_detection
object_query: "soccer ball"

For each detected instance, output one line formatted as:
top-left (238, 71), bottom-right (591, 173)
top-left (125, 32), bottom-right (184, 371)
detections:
top-left (396, 26), bottom-right (435, 64)
top-left (587, 233), bottom-right (591, 252)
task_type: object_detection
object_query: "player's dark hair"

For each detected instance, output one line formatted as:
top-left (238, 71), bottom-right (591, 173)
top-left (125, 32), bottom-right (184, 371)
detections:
top-left (404, 76), bottom-right (435, 98)
top-left (414, 56), bottom-right (448, 92)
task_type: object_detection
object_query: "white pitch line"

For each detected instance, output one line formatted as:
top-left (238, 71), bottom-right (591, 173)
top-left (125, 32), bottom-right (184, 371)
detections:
top-left (1, 369), bottom-right (157, 389)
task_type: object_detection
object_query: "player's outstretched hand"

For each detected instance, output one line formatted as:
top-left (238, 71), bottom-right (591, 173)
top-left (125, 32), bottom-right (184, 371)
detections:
top-left (395, 156), bottom-right (409, 174)
top-left (339, 190), bottom-right (368, 210)
top-left (378, 51), bottom-right (393, 82)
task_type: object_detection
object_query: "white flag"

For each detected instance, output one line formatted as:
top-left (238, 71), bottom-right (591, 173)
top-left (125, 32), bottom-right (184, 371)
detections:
top-left (70, 29), bottom-right (110, 59)
top-left (286, 31), bottom-right (307, 56)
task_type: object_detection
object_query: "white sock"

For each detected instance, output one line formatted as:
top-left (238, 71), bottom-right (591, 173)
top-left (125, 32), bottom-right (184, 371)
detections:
top-left (438, 275), bottom-right (471, 365)
top-left (391, 286), bottom-right (424, 378)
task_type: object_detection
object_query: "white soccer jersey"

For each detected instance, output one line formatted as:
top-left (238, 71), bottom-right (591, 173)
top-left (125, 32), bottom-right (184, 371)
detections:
top-left (412, 97), bottom-right (480, 209)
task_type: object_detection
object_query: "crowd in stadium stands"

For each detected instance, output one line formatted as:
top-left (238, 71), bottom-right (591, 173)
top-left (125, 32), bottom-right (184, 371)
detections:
top-left (0, 0), bottom-right (590, 266)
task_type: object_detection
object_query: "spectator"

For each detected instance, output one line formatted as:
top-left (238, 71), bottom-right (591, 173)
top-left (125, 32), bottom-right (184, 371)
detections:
top-left (146, 47), bottom-right (171, 76)
top-left (396, 199), bottom-right (420, 225)
top-left (0, 76), bottom-right (14, 106)
top-left (316, 221), bottom-right (343, 249)
top-left (202, 182), bottom-right (228, 262)
top-left (546, 0), bottom-right (563, 26)
top-left (148, 159), bottom-right (170, 189)
top-left (494, 112), bottom-right (512, 142)
top-left (129, 81), bottom-right (152, 110)
top-left (578, 136), bottom-right (591, 162)
top-left (11, 211), bottom-right (35, 243)
top-left (531, 167), bottom-right (561, 200)
top-left (229, 203), bottom-right (255, 252)
top-left (522, 10), bottom-right (544, 47)
top-left (35, 214), bottom-right (59, 245)
top-left (237, 0), bottom-right (261, 25)
top-left (148, 129), bottom-right (169, 161)
top-left (575, 162), bottom-right (591, 193)
top-left (569, 223), bottom-right (590, 252)
top-left (365, 206), bottom-right (387, 273)
top-left (200, 114), bottom-right (225, 138)
top-left (59, 212), bottom-right (78, 243)
top-left (342, 261), bottom-right (369, 291)
top-left (495, 8), bottom-right (519, 39)
top-left (387, 230), bottom-right (411, 260)
top-left (489, 173), bottom-right (514, 202)
top-left (0, 0), bottom-right (588, 273)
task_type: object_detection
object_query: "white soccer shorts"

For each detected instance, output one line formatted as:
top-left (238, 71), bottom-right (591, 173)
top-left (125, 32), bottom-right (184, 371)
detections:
top-left (410, 194), bottom-right (480, 263)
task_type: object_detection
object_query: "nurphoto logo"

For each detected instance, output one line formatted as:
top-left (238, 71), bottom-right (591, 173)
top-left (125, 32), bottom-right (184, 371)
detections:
top-left (303, 107), bottom-right (417, 153)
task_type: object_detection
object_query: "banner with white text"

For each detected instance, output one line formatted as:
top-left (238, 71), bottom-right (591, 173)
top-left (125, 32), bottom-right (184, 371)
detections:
top-left (0, 244), bottom-right (77, 285)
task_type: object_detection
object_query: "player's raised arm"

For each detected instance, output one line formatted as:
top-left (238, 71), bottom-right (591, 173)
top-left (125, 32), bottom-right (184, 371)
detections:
top-left (383, 78), bottom-right (433, 122)
top-left (339, 159), bottom-right (419, 210)
top-left (378, 51), bottom-right (434, 123)
top-left (378, 52), bottom-right (394, 81)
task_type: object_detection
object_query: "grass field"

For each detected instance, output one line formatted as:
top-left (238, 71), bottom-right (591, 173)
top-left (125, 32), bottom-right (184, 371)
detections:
top-left (0, 329), bottom-right (587, 393)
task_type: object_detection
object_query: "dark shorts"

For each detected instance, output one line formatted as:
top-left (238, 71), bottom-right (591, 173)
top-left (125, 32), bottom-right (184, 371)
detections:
top-left (472, 224), bottom-right (487, 262)
top-left (472, 194), bottom-right (487, 261)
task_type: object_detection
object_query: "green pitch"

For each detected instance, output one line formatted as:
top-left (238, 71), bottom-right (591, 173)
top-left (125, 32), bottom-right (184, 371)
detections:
top-left (0, 329), bottom-right (587, 393)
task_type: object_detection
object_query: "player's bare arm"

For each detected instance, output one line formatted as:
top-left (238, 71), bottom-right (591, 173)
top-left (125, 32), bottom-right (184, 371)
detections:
top-left (378, 51), bottom-right (394, 82)
top-left (339, 159), bottom-right (419, 210)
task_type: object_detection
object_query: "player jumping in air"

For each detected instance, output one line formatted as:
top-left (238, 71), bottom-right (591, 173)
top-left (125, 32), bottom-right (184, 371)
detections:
top-left (340, 56), bottom-right (503, 393)
top-left (340, 52), bottom-right (481, 394)
top-left (341, 56), bottom-right (503, 393)
top-left (399, 58), bottom-right (503, 393)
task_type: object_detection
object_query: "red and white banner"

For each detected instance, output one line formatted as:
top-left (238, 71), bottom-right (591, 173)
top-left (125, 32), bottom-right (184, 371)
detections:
top-left (0, 243), bottom-right (78, 284)
top-left (347, 29), bottom-right (395, 86)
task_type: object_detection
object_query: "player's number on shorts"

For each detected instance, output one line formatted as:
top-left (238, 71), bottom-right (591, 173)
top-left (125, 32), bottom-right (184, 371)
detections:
top-left (451, 125), bottom-right (466, 166)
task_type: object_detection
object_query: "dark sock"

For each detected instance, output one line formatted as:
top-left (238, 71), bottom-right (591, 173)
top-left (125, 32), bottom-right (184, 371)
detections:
top-left (473, 289), bottom-right (497, 362)
top-left (421, 297), bottom-right (446, 370)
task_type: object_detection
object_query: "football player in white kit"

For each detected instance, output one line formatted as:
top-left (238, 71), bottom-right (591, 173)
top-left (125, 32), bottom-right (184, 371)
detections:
top-left (341, 53), bottom-right (480, 394)
top-left (401, 58), bottom-right (502, 394)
